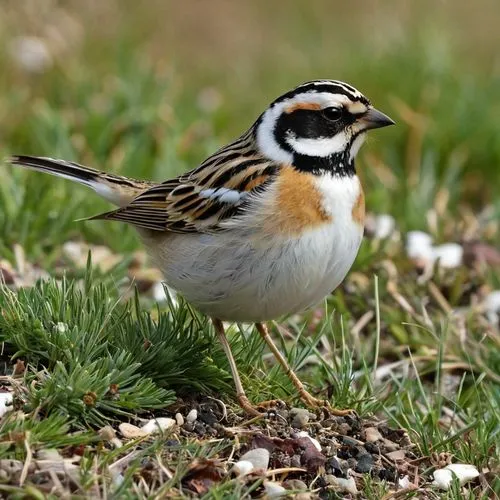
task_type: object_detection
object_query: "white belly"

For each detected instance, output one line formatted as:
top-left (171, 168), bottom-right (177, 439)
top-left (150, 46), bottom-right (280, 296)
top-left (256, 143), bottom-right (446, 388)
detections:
top-left (141, 174), bottom-right (364, 323)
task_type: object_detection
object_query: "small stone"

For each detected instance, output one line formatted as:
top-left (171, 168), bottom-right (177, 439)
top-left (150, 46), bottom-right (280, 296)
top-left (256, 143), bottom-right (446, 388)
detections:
top-left (342, 436), bottom-right (359, 447)
top-left (373, 214), bottom-right (396, 239)
top-left (364, 426), bottom-right (383, 443)
top-left (0, 459), bottom-right (24, 475)
top-left (232, 460), bottom-right (254, 476)
top-left (386, 449), bottom-right (406, 461)
top-left (295, 494), bottom-right (313, 500)
top-left (175, 413), bottom-right (184, 426)
top-left (290, 455), bottom-right (302, 468)
top-left (337, 423), bottom-right (351, 435)
top-left (283, 479), bottom-right (308, 491)
top-left (238, 448), bottom-right (270, 471)
top-left (355, 454), bottom-right (374, 473)
top-left (432, 463), bottom-right (480, 491)
top-left (264, 481), bottom-right (287, 498)
top-left (326, 475), bottom-right (358, 495)
top-left (141, 417), bottom-right (176, 435)
top-left (297, 431), bottom-right (321, 451)
top-left (324, 474), bottom-right (336, 485)
top-left (290, 408), bottom-right (311, 428)
top-left (327, 456), bottom-right (345, 477)
top-left (0, 392), bottom-right (13, 419)
top-left (37, 449), bottom-right (63, 461)
top-left (398, 475), bottom-right (412, 488)
top-left (382, 438), bottom-right (400, 452)
top-left (119, 423), bottom-right (147, 439)
top-left (98, 425), bottom-right (116, 441)
top-left (186, 409), bottom-right (198, 423)
top-left (432, 243), bottom-right (463, 269)
top-left (364, 442), bottom-right (380, 454)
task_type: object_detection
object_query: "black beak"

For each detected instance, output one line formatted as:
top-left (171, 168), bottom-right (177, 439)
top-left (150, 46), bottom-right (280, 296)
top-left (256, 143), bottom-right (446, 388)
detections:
top-left (359, 107), bottom-right (395, 130)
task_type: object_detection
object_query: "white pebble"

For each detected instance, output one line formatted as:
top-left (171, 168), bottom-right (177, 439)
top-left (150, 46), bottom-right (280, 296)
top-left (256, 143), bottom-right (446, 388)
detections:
top-left (406, 231), bottom-right (434, 261)
top-left (141, 417), bottom-right (176, 435)
top-left (119, 423), bottom-right (147, 439)
top-left (297, 431), bottom-right (322, 452)
top-left (238, 448), bottom-right (270, 471)
top-left (232, 460), bottom-right (254, 477)
top-left (432, 243), bottom-right (463, 268)
top-left (398, 475), bottom-right (412, 488)
top-left (374, 214), bottom-right (396, 239)
top-left (175, 413), bottom-right (184, 426)
top-left (364, 426), bottom-right (383, 443)
top-left (0, 392), bottom-right (13, 419)
top-left (8, 36), bottom-right (52, 73)
top-left (328, 476), bottom-right (358, 495)
top-left (186, 409), bottom-right (198, 423)
top-left (484, 290), bottom-right (500, 325)
top-left (264, 481), bottom-right (287, 497)
top-left (432, 463), bottom-right (479, 490)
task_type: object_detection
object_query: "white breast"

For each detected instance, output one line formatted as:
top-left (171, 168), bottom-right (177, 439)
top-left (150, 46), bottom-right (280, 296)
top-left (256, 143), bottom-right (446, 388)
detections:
top-left (143, 174), bottom-right (364, 322)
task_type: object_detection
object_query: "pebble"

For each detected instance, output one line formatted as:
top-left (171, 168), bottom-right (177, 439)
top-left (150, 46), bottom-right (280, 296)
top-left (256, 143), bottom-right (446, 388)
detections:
top-left (336, 423), bottom-right (351, 435)
top-left (98, 425), bottom-right (116, 441)
top-left (364, 426), bottom-right (383, 443)
top-left (355, 453), bottom-right (374, 473)
top-left (373, 214), bottom-right (396, 239)
top-left (484, 290), bottom-right (500, 326)
top-left (175, 413), bottom-right (184, 426)
top-left (232, 460), bottom-right (254, 476)
top-left (186, 409), bottom-right (198, 423)
top-left (432, 463), bottom-right (479, 490)
top-left (406, 231), bottom-right (434, 261)
top-left (0, 392), bottom-right (13, 419)
top-left (385, 449), bottom-right (406, 461)
top-left (141, 417), bottom-right (176, 435)
top-left (238, 448), bottom-right (270, 471)
top-left (341, 436), bottom-right (359, 447)
top-left (398, 475), bottom-right (412, 488)
top-left (325, 475), bottom-right (358, 495)
top-left (327, 456), bottom-right (345, 477)
top-left (382, 438), bottom-right (400, 452)
top-left (263, 481), bottom-right (287, 498)
top-left (37, 449), bottom-right (63, 461)
top-left (290, 454), bottom-right (302, 468)
top-left (290, 408), bottom-right (311, 428)
top-left (283, 479), bottom-right (308, 491)
top-left (296, 431), bottom-right (321, 452)
top-left (119, 423), bottom-right (147, 439)
top-left (432, 243), bottom-right (463, 268)
top-left (0, 459), bottom-right (24, 475)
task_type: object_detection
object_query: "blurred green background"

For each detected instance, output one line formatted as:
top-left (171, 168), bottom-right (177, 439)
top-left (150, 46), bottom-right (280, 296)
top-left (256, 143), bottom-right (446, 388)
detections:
top-left (1, 0), bottom-right (499, 260)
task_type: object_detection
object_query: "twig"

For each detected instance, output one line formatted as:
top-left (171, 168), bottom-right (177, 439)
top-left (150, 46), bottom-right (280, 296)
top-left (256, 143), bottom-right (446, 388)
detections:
top-left (19, 431), bottom-right (32, 486)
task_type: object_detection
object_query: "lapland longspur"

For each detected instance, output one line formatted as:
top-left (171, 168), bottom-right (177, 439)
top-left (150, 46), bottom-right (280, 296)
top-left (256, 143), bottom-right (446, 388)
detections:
top-left (9, 80), bottom-right (394, 415)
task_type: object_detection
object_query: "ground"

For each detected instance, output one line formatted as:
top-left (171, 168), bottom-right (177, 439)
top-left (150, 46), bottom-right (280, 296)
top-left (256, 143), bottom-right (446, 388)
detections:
top-left (0, 1), bottom-right (499, 498)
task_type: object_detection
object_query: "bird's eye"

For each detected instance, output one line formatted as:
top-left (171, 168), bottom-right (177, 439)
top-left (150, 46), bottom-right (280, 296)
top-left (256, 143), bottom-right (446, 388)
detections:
top-left (323, 107), bottom-right (343, 122)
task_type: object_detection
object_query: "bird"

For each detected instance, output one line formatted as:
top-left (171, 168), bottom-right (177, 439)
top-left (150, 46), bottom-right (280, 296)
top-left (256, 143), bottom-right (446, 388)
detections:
top-left (8, 79), bottom-right (394, 416)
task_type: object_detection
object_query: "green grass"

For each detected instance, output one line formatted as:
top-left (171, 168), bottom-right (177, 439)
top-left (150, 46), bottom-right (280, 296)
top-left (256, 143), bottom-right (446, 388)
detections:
top-left (0, 0), bottom-right (499, 497)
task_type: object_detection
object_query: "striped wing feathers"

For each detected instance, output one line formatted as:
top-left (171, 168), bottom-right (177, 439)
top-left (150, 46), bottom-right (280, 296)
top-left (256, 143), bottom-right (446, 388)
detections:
top-left (97, 138), bottom-right (279, 232)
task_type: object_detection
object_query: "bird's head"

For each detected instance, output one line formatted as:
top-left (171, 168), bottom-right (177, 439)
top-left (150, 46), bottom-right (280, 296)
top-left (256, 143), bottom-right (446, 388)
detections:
top-left (255, 80), bottom-right (394, 175)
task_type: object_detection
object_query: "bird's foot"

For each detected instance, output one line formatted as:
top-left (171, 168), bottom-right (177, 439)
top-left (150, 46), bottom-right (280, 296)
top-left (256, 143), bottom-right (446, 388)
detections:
top-left (299, 390), bottom-right (355, 417)
top-left (237, 395), bottom-right (287, 416)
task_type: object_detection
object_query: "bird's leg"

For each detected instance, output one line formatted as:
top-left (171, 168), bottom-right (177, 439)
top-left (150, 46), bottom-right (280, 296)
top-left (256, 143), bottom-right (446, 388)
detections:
top-left (212, 318), bottom-right (264, 416)
top-left (255, 322), bottom-right (353, 416)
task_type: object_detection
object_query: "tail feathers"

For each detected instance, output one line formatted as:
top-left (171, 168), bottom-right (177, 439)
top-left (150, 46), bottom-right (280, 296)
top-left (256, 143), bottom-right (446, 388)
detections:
top-left (9, 155), bottom-right (154, 207)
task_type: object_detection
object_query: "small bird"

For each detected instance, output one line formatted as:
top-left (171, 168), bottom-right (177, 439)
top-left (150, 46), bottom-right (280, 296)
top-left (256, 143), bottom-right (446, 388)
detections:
top-left (9, 80), bottom-right (394, 416)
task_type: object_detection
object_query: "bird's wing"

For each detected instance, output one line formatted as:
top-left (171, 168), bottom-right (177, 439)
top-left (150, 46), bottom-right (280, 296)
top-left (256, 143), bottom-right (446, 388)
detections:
top-left (92, 134), bottom-right (280, 233)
